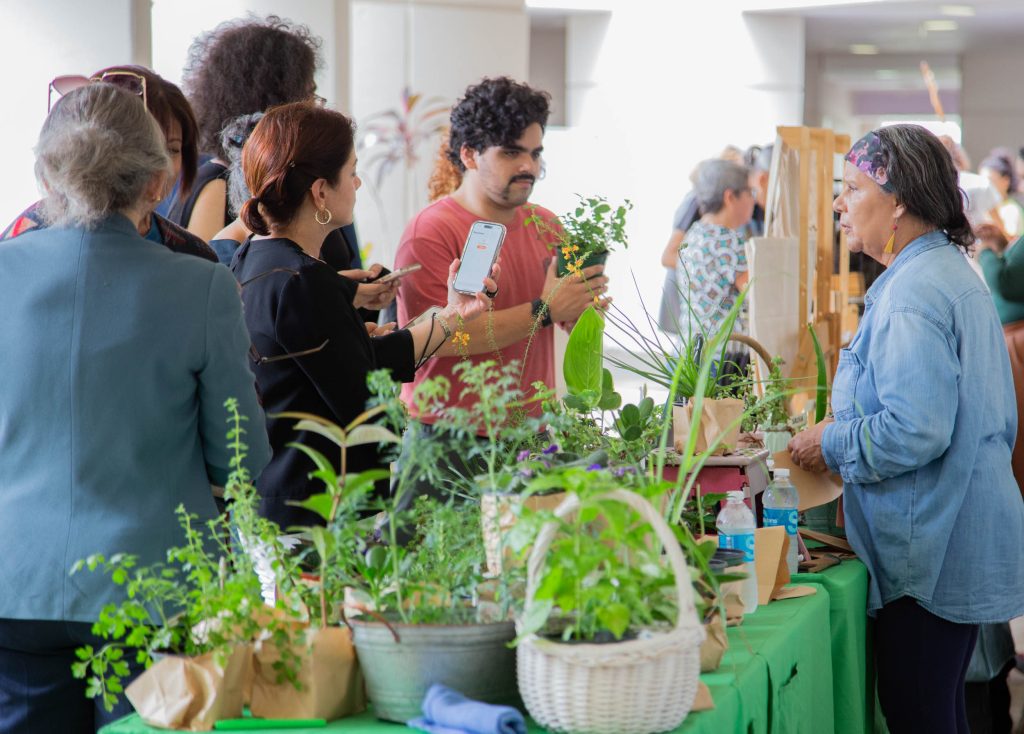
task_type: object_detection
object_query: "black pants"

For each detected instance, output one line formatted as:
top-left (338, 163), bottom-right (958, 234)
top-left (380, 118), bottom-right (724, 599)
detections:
top-left (0, 618), bottom-right (141, 733)
top-left (875, 597), bottom-right (980, 734)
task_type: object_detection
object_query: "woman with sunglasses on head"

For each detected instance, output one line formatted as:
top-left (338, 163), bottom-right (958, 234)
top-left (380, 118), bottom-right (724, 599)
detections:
top-left (0, 84), bottom-right (269, 733)
top-left (2, 65), bottom-right (215, 262)
top-left (231, 102), bottom-right (497, 529)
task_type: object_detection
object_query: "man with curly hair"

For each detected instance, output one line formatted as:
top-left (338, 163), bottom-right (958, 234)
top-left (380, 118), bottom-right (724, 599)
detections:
top-left (395, 77), bottom-right (608, 427)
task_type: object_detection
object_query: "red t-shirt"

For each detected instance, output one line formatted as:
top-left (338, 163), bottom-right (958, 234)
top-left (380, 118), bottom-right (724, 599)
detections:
top-left (395, 197), bottom-right (559, 423)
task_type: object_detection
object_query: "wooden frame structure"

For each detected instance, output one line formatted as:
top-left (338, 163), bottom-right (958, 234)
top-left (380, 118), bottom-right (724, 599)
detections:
top-left (759, 126), bottom-right (852, 404)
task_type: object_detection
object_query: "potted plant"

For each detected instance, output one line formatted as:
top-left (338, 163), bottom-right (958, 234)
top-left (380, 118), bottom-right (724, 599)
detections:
top-left (329, 370), bottom-right (522, 724)
top-left (243, 406), bottom-right (402, 722)
top-left (508, 467), bottom-right (704, 734)
top-left (71, 400), bottom-right (304, 731)
top-left (526, 195), bottom-right (632, 277)
top-left (743, 355), bottom-right (795, 453)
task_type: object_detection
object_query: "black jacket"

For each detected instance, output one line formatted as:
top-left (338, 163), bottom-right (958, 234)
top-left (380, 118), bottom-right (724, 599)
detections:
top-left (231, 236), bottom-right (414, 528)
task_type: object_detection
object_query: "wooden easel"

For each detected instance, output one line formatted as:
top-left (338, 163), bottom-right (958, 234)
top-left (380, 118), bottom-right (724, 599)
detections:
top-left (764, 126), bottom-right (852, 411)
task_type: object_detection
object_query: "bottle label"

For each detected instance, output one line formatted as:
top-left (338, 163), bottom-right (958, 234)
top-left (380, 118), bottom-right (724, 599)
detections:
top-left (764, 508), bottom-right (798, 536)
top-left (720, 532), bottom-right (755, 562)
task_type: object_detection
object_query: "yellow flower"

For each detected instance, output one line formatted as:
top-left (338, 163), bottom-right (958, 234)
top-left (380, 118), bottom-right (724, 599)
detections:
top-left (452, 331), bottom-right (470, 347)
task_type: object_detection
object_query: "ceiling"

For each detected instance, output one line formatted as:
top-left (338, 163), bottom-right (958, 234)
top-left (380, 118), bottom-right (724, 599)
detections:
top-left (757, 0), bottom-right (1024, 55)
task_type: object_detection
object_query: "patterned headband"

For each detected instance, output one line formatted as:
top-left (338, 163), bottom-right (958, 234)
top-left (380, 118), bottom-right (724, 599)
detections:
top-left (845, 131), bottom-right (895, 193)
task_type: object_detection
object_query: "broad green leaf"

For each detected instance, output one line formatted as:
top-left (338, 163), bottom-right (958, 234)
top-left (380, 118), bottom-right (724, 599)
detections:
top-left (808, 323), bottom-right (829, 423)
top-left (345, 424), bottom-right (400, 448)
top-left (272, 413), bottom-right (347, 447)
top-left (286, 492), bottom-right (334, 522)
top-left (563, 307), bottom-right (604, 397)
top-left (597, 602), bottom-right (630, 639)
top-left (619, 403), bottom-right (640, 427)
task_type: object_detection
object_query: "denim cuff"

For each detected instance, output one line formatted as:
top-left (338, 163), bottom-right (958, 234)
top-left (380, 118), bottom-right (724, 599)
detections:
top-left (821, 421), bottom-right (844, 475)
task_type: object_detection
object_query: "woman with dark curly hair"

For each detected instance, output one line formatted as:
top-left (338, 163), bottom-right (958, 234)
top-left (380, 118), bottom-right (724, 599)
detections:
top-left (1, 65), bottom-right (215, 262)
top-left (788, 124), bottom-right (1024, 733)
top-left (167, 14), bottom-right (322, 241)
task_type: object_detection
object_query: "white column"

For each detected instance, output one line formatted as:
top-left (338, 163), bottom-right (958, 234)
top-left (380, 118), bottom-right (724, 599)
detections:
top-left (0, 0), bottom-right (144, 227)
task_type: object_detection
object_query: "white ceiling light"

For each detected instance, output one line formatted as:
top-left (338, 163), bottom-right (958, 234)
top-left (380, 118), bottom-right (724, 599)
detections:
top-left (940, 5), bottom-right (974, 17)
top-left (922, 19), bottom-right (959, 32)
top-left (850, 44), bottom-right (879, 55)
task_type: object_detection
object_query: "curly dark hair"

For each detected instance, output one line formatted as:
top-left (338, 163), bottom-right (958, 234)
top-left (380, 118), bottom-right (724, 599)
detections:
top-left (446, 77), bottom-right (550, 172)
top-left (874, 124), bottom-right (974, 253)
top-left (182, 14), bottom-right (322, 160)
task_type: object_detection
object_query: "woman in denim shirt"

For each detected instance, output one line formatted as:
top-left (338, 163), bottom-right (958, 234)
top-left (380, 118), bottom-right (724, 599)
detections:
top-left (789, 125), bottom-right (1024, 734)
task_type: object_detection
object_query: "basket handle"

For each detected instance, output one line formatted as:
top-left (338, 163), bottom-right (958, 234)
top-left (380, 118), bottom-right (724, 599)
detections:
top-left (524, 489), bottom-right (698, 632)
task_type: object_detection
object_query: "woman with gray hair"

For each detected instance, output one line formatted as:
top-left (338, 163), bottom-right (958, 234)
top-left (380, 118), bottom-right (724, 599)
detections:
top-left (0, 84), bottom-right (270, 732)
top-left (674, 158), bottom-right (755, 363)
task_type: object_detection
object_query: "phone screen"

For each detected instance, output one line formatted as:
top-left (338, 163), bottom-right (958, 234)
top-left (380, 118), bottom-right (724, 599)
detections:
top-left (453, 221), bottom-right (505, 294)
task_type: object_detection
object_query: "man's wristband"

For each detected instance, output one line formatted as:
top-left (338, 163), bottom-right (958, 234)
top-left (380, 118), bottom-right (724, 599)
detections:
top-left (531, 298), bottom-right (553, 328)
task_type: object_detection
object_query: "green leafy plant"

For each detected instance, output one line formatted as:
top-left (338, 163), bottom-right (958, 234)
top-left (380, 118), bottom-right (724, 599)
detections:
top-left (808, 323), bottom-right (830, 422)
top-left (742, 356), bottom-right (792, 432)
top-left (273, 407), bottom-right (399, 627)
top-left (71, 400), bottom-right (304, 711)
top-left (526, 195), bottom-right (632, 278)
top-left (508, 468), bottom-right (677, 643)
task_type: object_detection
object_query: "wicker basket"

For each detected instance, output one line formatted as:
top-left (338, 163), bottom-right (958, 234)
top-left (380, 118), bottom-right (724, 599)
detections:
top-left (516, 490), bottom-right (705, 734)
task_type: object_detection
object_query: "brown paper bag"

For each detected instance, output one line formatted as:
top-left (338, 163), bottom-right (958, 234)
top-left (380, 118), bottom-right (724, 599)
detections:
top-left (673, 398), bottom-right (744, 456)
top-left (481, 491), bottom-right (566, 575)
top-left (699, 614), bottom-right (729, 672)
top-left (249, 625), bottom-right (365, 721)
top-left (754, 526), bottom-right (816, 605)
top-left (691, 681), bottom-right (715, 711)
top-left (771, 451), bottom-right (843, 511)
top-left (126, 644), bottom-right (249, 731)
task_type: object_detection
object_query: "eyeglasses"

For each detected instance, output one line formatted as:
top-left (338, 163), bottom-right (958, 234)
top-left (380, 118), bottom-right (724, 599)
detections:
top-left (239, 267), bottom-right (330, 364)
top-left (48, 70), bottom-right (148, 113)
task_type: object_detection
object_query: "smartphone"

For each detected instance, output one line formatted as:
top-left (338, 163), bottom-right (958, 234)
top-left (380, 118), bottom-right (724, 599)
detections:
top-left (452, 221), bottom-right (506, 295)
top-left (403, 305), bottom-right (442, 330)
top-left (376, 263), bottom-right (422, 284)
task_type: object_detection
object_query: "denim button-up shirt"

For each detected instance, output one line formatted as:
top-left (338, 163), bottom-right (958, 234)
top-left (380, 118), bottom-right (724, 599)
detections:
top-left (822, 230), bottom-right (1024, 624)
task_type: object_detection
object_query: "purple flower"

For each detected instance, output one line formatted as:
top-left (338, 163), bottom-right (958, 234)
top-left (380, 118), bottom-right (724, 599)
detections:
top-left (519, 468), bottom-right (534, 479)
top-left (517, 450), bottom-right (530, 462)
top-left (587, 464), bottom-right (602, 471)
top-left (613, 466), bottom-right (636, 477)
top-left (542, 444), bottom-right (560, 455)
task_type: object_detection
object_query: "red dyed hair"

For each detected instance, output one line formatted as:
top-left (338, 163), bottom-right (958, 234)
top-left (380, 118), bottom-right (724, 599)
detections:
top-left (240, 102), bottom-right (354, 235)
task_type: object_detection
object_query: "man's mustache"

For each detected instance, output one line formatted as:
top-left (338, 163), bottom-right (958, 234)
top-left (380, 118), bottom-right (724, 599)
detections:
top-left (509, 175), bottom-right (536, 185)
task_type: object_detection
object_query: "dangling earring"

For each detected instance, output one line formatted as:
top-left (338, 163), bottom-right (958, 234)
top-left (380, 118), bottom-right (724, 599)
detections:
top-left (314, 207), bottom-right (332, 226)
top-left (884, 221), bottom-right (897, 254)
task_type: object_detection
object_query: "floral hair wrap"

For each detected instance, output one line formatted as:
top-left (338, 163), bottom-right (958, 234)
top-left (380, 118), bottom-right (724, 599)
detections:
top-left (845, 131), bottom-right (895, 193)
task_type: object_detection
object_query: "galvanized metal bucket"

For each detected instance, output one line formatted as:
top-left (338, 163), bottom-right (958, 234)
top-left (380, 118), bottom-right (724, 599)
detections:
top-left (351, 619), bottom-right (518, 723)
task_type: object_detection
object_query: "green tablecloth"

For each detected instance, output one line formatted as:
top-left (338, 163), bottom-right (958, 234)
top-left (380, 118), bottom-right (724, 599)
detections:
top-left (102, 561), bottom-right (874, 734)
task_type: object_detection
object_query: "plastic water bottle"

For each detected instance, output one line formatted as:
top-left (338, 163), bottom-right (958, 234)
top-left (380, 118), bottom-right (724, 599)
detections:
top-left (763, 468), bottom-right (800, 575)
top-left (716, 490), bottom-right (758, 614)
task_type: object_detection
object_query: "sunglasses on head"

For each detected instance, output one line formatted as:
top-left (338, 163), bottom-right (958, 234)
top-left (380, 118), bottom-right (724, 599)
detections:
top-left (48, 70), bottom-right (148, 113)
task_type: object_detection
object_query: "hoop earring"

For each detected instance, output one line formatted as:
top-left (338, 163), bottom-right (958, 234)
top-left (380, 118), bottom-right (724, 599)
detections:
top-left (314, 207), bottom-right (332, 226)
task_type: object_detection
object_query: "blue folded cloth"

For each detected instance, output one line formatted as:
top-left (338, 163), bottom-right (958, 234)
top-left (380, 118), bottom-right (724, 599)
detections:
top-left (407, 683), bottom-right (527, 734)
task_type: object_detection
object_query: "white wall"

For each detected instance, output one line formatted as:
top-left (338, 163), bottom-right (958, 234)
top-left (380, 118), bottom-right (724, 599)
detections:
top-left (349, 0), bottom-right (529, 266)
top-left (0, 0), bottom-right (145, 228)
top-left (960, 46), bottom-right (1024, 168)
top-left (534, 6), bottom-right (806, 327)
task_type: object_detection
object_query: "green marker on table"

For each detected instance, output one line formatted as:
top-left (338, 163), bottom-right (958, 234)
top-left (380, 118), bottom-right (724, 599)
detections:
top-left (214, 718), bottom-right (326, 730)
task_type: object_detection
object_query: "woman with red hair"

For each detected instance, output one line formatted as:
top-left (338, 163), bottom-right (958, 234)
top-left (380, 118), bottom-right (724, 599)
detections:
top-left (231, 102), bottom-right (498, 527)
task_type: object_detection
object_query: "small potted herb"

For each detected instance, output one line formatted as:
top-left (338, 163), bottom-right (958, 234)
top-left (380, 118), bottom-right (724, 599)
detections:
top-left (526, 195), bottom-right (632, 277)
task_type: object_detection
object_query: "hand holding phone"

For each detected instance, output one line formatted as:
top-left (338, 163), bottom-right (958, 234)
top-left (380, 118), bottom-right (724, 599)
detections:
top-left (376, 263), bottom-right (422, 284)
top-left (453, 221), bottom-right (506, 295)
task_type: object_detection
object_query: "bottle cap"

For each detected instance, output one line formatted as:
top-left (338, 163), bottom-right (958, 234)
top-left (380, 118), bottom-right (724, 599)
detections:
top-left (727, 490), bottom-right (745, 501)
top-left (774, 468), bottom-right (790, 479)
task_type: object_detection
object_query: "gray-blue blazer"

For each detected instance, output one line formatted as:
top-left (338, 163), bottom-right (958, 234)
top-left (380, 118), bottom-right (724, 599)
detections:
top-left (0, 214), bottom-right (271, 622)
